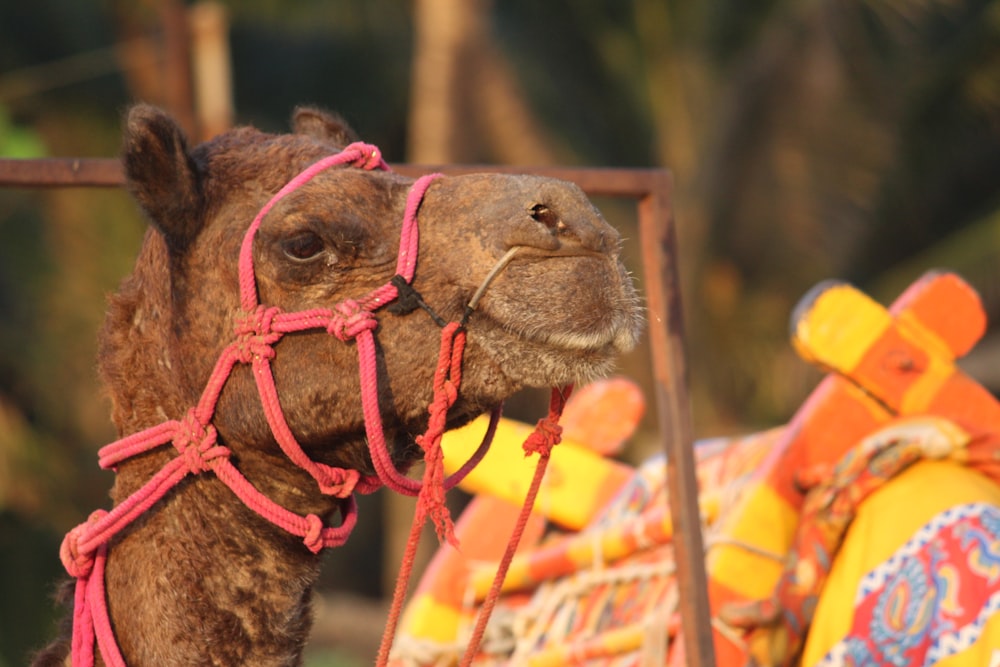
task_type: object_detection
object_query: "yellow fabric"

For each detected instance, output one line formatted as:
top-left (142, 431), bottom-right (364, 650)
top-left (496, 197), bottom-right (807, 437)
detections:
top-left (708, 483), bottom-right (797, 599)
top-left (400, 594), bottom-right (466, 644)
top-left (441, 414), bottom-right (631, 530)
top-left (802, 460), bottom-right (1000, 666)
top-left (932, 612), bottom-right (1000, 667)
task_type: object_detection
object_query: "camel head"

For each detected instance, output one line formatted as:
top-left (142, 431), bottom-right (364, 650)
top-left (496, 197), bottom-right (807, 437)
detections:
top-left (101, 104), bottom-right (642, 475)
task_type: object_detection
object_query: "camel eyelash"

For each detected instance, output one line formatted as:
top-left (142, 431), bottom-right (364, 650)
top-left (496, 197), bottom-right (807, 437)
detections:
top-left (281, 231), bottom-right (327, 262)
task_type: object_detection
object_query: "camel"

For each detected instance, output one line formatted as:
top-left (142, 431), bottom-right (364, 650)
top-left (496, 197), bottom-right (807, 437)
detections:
top-left (32, 104), bottom-right (642, 666)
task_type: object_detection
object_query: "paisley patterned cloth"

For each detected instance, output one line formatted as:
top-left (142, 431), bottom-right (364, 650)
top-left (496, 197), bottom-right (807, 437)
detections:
top-left (720, 417), bottom-right (1000, 666)
top-left (802, 459), bottom-right (1000, 666)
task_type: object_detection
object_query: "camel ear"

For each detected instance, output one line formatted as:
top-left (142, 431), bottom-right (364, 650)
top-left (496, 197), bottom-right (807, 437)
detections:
top-left (123, 104), bottom-right (205, 252)
top-left (292, 106), bottom-right (358, 147)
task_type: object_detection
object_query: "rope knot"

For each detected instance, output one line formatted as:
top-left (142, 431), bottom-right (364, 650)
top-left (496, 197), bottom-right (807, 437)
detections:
top-left (523, 385), bottom-right (573, 458)
top-left (60, 510), bottom-right (107, 579)
top-left (421, 380), bottom-right (458, 440)
top-left (523, 416), bottom-right (563, 457)
top-left (346, 142), bottom-right (385, 170)
top-left (234, 305), bottom-right (283, 364)
top-left (315, 465), bottom-right (362, 498)
top-left (327, 299), bottom-right (377, 342)
top-left (173, 410), bottom-right (228, 474)
top-left (303, 513), bottom-right (324, 553)
top-left (408, 323), bottom-right (469, 548)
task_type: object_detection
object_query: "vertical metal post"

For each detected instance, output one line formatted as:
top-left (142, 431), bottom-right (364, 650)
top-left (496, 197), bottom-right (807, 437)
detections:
top-left (638, 171), bottom-right (716, 666)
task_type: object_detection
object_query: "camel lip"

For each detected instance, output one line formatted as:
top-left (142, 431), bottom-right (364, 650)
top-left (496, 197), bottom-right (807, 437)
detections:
top-left (531, 320), bottom-right (640, 353)
top-left (471, 305), bottom-right (640, 355)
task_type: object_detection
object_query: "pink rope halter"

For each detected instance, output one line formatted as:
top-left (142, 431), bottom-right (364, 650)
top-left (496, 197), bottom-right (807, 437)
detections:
top-left (59, 142), bottom-right (500, 667)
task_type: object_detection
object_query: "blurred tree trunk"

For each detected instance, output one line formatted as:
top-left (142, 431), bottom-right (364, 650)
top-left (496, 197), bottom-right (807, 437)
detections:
top-left (407, 0), bottom-right (471, 162)
top-left (189, 2), bottom-right (234, 141)
top-left (407, 0), bottom-right (556, 164)
top-left (473, 36), bottom-right (561, 165)
top-left (633, 0), bottom-right (712, 321)
top-left (111, 0), bottom-right (197, 139)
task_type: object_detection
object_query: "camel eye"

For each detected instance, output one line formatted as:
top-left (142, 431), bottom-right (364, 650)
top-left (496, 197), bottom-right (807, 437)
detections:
top-left (282, 232), bottom-right (326, 262)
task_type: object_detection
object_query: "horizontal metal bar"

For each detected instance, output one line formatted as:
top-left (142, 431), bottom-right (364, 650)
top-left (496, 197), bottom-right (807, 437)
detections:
top-left (0, 157), bottom-right (665, 199)
top-left (0, 158), bottom-right (124, 188)
top-left (393, 164), bottom-right (666, 199)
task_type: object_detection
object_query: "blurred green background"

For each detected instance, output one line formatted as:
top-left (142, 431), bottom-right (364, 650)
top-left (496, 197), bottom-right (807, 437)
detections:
top-left (2, 1), bottom-right (1000, 665)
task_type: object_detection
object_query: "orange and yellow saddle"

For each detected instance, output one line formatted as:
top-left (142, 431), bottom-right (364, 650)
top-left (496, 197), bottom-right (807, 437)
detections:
top-left (389, 271), bottom-right (1000, 667)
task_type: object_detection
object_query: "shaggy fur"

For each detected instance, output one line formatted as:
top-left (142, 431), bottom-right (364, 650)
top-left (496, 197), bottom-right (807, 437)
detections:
top-left (33, 104), bottom-right (642, 666)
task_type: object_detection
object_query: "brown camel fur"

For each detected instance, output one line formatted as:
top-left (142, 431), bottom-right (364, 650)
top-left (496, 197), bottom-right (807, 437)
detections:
top-left (33, 104), bottom-right (642, 666)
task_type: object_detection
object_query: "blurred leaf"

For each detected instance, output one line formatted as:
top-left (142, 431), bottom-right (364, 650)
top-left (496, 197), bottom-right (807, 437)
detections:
top-left (0, 107), bottom-right (46, 157)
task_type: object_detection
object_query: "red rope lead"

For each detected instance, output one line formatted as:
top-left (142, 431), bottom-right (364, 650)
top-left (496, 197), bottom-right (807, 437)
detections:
top-left (415, 321), bottom-right (466, 546)
top-left (374, 322), bottom-right (467, 666)
top-left (376, 385), bottom-right (573, 667)
top-left (459, 384), bottom-right (573, 666)
top-left (375, 499), bottom-right (429, 667)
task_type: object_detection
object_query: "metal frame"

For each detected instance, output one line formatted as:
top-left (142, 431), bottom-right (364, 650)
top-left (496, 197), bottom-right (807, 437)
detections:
top-left (0, 156), bottom-right (716, 666)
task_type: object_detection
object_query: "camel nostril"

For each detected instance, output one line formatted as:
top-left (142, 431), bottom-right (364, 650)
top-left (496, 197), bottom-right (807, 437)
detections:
top-left (530, 204), bottom-right (568, 234)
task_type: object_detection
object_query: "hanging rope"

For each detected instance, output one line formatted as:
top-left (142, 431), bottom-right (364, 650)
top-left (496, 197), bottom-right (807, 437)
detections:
top-left (375, 385), bottom-right (573, 667)
top-left (458, 384), bottom-right (573, 666)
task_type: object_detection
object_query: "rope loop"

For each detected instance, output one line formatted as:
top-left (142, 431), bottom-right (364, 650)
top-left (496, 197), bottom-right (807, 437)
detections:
top-left (327, 299), bottom-right (378, 342)
top-left (354, 475), bottom-right (384, 495)
top-left (59, 510), bottom-right (107, 579)
top-left (172, 410), bottom-right (229, 475)
top-left (233, 305), bottom-right (283, 364)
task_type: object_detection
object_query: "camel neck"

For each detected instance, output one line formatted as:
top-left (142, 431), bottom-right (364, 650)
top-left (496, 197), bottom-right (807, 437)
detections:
top-left (104, 444), bottom-right (336, 665)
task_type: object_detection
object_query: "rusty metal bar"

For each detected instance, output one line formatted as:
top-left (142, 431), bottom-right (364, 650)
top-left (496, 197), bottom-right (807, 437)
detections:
top-left (638, 172), bottom-right (716, 666)
top-left (0, 158), bottom-right (662, 196)
top-left (0, 155), bottom-right (713, 665)
top-left (0, 158), bottom-right (124, 187)
top-left (394, 164), bottom-right (661, 198)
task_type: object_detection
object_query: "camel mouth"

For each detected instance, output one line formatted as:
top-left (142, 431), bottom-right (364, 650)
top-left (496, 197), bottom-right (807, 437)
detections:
top-left (559, 324), bottom-right (638, 353)
top-left (500, 310), bottom-right (640, 354)
top-left (469, 289), bottom-right (642, 380)
top-left (471, 252), bottom-right (643, 357)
